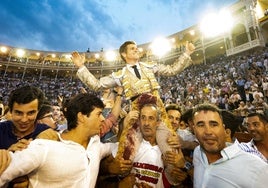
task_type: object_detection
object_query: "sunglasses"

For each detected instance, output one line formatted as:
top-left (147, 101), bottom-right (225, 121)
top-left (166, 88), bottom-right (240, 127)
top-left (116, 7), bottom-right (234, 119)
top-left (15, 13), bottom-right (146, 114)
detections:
top-left (40, 114), bottom-right (53, 120)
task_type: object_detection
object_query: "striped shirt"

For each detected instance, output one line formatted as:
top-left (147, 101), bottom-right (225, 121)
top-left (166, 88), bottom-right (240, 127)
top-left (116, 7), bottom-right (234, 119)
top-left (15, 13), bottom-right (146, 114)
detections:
top-left (238, 139), bottom-right (268, 163)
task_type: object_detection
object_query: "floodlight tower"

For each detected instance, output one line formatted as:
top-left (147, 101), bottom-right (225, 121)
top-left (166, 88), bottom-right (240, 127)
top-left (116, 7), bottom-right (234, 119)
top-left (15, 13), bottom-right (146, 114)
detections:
top-left (200, 9), bottom-right (233, 64)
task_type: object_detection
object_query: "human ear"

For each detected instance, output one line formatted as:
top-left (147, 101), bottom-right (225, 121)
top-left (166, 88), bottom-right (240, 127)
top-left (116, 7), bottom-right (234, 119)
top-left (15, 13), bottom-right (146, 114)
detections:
top-left (225, 128), bottom-right (232, 143)
top-left (77, 112), bottom-right (84, 123)
top-left (122, 52), bottom-right (126, 59)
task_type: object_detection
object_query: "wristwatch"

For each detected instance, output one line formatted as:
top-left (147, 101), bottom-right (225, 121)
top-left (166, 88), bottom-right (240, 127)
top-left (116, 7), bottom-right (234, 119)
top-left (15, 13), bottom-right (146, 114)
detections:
top-left (182, 161), bottom-right (193, 172)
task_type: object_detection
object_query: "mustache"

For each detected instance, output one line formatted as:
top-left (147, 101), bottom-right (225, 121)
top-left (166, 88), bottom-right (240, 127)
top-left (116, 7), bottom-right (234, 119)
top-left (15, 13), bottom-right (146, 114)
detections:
top-left (203, 135), bottom-right (217, 140)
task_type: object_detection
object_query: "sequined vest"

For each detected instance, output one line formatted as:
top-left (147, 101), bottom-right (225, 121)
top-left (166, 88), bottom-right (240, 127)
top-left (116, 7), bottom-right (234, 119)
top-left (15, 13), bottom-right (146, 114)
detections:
top-left (114, 63), bottom-right (160, 100)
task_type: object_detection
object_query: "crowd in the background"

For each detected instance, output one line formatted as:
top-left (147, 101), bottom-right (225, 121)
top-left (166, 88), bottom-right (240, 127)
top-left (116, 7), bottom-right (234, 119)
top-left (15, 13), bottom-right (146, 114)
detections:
top-left (159, 47), bottom-right (268, 116)
top-left (1, 46), bottom-right (268, 188)
top-left (2, 46), bottom-right (267, 118)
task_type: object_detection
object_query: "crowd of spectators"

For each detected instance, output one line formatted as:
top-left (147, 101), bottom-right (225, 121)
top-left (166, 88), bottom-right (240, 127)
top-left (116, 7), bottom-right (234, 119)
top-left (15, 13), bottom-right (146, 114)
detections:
top-left (1, 46), bottom-right (268, 118)
top-left (0, 45), bottom-right (268, 187)
top-left (159, 46), bottom-right (268, 117)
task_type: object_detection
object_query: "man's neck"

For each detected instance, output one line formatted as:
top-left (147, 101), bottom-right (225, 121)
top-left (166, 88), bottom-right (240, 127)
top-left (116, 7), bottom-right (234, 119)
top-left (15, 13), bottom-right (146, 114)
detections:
top-left (61, 129), bottom-right (91, 149)
top-left (126, 60), bottom-right (139, 66)
top-left (255, 138), bottom-right (268, 158)
top-left (144, 136), bottom-right (157, 146)
top-left (205, 152), bottom-right (222, 164)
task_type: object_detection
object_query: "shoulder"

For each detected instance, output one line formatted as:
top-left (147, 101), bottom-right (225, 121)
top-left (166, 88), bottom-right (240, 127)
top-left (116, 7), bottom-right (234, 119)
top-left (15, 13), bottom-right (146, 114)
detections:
top-left (193, 145), bottom-right (202, 159)
top-left (140, 61), bottom-right (157, 68)
top-left (0, 121), bottom-right (13, 131)
top-left (32, 138), bottom-right (60, 146)
top-left (112, 68), bottom-right (126, 78)
top-left (32, 124), bottom-right (51, 138)
top-left (36, 123), bottom-right (50, 130)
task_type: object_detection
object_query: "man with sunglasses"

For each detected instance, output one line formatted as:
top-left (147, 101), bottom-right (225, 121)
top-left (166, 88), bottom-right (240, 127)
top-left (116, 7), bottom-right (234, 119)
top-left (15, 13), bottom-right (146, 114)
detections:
top-left (36, 104), bottom-right (57, 130)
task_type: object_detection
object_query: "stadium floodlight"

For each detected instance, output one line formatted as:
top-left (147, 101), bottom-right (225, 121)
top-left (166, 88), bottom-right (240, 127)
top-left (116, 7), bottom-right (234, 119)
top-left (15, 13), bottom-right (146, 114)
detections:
top-left (95, 53), bottom-right (100, 59)
top-left (200, 9), bottom-right (233, 38)
top-left (150, 37), bottom-right (171, 58)
top-left (189, 30), bottom-right (195, 36)
top-left (16, 49), bottom-right (25, 57)
top-left (64, 54), bottom-right (72, 59)
top-left (105, 50), bottom-right (116, 61)
top-left (0, 46), bottom-right (7, 53)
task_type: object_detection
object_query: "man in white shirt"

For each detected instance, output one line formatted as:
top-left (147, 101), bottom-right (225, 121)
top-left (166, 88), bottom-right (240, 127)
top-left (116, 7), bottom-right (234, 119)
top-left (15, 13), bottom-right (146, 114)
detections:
top-left (108, 94), bottom-right (187, 187)
top-left (192, 103), bottom-right (268, 188)
top-left (0, 93), bottom-right (114, 188)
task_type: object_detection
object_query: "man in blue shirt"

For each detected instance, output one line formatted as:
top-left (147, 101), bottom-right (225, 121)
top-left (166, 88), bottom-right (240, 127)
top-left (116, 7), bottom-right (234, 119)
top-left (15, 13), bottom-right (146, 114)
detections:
top-left (0, 85), bottom-right (50, 187)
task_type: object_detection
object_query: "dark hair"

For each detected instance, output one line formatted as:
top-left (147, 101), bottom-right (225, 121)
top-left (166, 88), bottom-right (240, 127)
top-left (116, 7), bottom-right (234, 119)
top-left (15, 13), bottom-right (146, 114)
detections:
top-left (119, 41), bottom-right (136, 62)
top-left (36, 104), bottom-right (53, 120)
top-left (63, 93), bottom-right (104, 130)
top-left (165, 104), bottom-right (182, 114)
top-left (221, 110), bottom-right (243, 138)
top-left (246, 112), bottom-right (268, 124)
top-left (8, 85), bottom-right (45, 112)
top-left (181, 108), bottom-right (193, 123)
top-left (192, 103), bottom-right (222, 120)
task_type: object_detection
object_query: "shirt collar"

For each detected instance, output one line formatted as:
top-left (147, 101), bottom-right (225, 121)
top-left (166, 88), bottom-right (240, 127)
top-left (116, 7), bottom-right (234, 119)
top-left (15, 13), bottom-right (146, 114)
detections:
top-left (201, 143), bottom-right (241, 165)
top-left (126, 63), bottom-right (140, 69)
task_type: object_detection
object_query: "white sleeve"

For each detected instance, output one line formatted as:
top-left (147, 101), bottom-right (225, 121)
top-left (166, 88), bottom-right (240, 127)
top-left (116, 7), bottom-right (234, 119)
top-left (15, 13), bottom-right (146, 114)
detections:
top-left (254, 165), bottom-right (268, 188)
top-left (100, 142), bottom-right (118, 159)
top-left (0, 140), bottom-right (47, 186)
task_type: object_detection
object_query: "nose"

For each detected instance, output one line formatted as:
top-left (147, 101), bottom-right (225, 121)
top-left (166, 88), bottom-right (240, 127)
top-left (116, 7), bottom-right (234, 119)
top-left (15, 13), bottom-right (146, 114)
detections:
top-left (203, 125), bottom-right (213, 134)
top-left (173, 118), bottom-right (179, 124)
top-left (143, 118), bottom-right (150, 125)
top-left (21, 114), bottom-right (29, 122)
top-left (247, 124), bottom-right (255, 131)
top-left (100, 114), bottom-right (105, 122)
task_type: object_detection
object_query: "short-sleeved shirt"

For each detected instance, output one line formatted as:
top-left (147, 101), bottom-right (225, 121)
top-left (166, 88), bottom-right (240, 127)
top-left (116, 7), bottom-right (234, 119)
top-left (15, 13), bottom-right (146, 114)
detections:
top-left (0, 120), bottom-right (50, 149)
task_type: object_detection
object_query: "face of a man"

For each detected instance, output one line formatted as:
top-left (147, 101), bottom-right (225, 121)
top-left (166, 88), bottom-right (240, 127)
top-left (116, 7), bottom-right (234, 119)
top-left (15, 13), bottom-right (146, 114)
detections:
top-left (52, 105), bottom-right (61, 121)
top-left (38, 112), bottom-right (57, 129)
top-left (245, 116), bottom-right (267, 142)
top-left (193, 110), bottom-right (226, 155)
top-left (11, 99), bottom-right (39, 137)
top-left (167, 109), bottom-right (181, 131)
top-left (122, 44), bottom-right (140, 64)
top-left (84, 107), bottom-right (105, 137)
top-left (140, 106), bottom-right (158, 142)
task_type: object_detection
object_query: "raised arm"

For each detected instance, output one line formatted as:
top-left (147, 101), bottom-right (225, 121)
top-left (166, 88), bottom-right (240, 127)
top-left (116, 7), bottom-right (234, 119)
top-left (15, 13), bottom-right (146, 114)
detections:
top-left (100, 87), bottom-right (124, 137)
top-left (157, 41), bottom-right (196, 76)
top-left (72, 51), bottom-right (118, 91)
